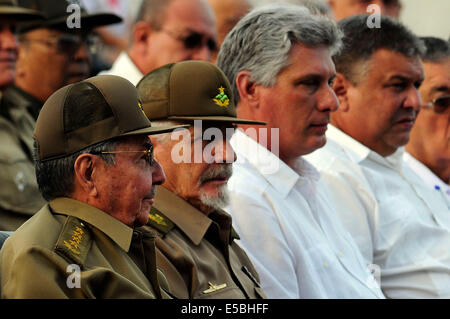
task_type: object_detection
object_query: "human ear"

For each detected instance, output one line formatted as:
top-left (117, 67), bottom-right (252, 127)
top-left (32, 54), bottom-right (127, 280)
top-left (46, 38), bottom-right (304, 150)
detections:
top-left (73, 154), bottom-right (99, 197)
top-left (332, 73), bottom-right (351, 112)
top-left (235, 70), bottom-right (260, 109)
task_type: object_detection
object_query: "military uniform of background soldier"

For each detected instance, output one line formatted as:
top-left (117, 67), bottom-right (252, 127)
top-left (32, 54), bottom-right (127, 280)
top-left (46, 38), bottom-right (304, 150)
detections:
top-left (0, 75), bottom-right (186, 298)
top-left (0, 0), bottom-right (121, 231)
top-left (136, 61), bottom-right (266, 299)
top-left (0, 0), bottom-right (42, 231)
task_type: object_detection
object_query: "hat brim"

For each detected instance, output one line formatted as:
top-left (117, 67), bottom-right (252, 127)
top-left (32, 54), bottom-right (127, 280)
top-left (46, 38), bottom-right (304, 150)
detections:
top-left (20, 12), bottom-right (122, 32)
top-left (0, 6), bottom-right (43, 20)
top-left (121, 124), bottom-right (190, 137)
top-left (168, 116), bottom-right (267, 125)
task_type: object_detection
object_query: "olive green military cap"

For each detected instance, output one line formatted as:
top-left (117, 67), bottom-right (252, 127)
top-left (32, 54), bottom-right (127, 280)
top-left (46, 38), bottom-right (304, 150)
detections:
top-left (0, 0), bottom-right (42, 19)
top-left (136, 61), bottom-right (266, 125)
top-left (34, 75), bottom-right (188, 162)
top-left (17, 0), bottom-right (121, 32)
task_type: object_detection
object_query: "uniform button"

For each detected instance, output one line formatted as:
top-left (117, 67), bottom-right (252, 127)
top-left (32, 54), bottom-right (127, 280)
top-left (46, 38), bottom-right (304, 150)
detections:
top-left (323, 263), bottom-right (329, 268)
top-left (338, 252), bottom-right (344, 258)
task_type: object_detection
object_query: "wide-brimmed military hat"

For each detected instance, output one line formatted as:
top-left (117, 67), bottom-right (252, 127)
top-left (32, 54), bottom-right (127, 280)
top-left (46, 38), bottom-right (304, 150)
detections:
top-left (0, 0), bottom-right (42, 20)
top-left (136, 61), bottom-right (266, 125)
top-left (17, 0), bottom-right (122, 33)
top-left (34, 75), bottom-right (189, 162)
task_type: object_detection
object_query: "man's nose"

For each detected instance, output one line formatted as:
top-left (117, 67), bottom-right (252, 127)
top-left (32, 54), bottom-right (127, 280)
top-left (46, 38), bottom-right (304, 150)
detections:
top-left (151, 160), bottom-right (166, 185)
top-left (0, 28), bottom-right (18, 51)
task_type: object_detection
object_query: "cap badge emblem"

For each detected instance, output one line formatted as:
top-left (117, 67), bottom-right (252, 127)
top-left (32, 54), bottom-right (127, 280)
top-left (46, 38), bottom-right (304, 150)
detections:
top-left (138, 101), bottom-right (146, 116)
top-left (213, 86), bottom-right (230, 107)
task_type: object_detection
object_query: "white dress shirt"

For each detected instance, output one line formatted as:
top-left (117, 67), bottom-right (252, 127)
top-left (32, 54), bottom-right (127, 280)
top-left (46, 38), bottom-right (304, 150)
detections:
top-left (98, 51), bottom-right (144, 85)
top-left (305, 125), bottom-right (450, 298)
top-left (226, 130), bottom-right (384, 299)
top-left (403, 152), bottom-right (450, 203)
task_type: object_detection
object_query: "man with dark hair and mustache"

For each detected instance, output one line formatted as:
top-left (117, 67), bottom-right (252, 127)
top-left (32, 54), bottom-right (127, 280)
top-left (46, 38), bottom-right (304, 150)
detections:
top-left (136, 60), bottom-right (266, 299)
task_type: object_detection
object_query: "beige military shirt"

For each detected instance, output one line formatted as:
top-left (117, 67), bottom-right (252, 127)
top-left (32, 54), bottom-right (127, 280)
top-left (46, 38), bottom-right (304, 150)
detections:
top-left (142, 186), bottom-right (266, 299)
top-left (0, 197), bottom-right (167, 299)
top-left (0, 94), bottom-right (45, 231)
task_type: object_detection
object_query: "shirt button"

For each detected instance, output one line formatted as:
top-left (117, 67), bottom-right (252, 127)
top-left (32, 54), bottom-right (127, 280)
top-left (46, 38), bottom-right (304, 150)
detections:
top-left (323, 263), bottom-right (329, 268)
top-left (338, 252), bottom-right (344, 258)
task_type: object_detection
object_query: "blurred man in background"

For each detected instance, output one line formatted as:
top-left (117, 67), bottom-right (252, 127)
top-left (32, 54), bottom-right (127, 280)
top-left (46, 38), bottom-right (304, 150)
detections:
top-left (101, 0), bottom-right (217, 85)
top-left (0, 0), bottom-right (41, 90)
top-left (328, 0), bottom-right (402, 20)
top-left (206, 0), bottom-right (252, 63)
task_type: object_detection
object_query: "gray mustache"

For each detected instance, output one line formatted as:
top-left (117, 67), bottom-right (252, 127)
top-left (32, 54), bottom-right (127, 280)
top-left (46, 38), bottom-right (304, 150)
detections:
top-left (199, 165), bottom-right (233, 185)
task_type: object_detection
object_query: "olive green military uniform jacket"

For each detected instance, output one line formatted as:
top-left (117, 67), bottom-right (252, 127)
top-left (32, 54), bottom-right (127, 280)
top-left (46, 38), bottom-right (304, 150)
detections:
top-left (0, 197), bottom-right (168, 299)
top-left (142, 186), bottom-right (266, 299)
top-left (0, 87), bottom-right (45, 231)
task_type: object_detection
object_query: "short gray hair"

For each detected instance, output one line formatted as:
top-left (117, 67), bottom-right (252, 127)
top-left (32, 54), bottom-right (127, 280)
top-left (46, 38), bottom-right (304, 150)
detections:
top-left (217, 3), bottom-right (342, 104)
top-left (34, 139), bottom-right (118, 202)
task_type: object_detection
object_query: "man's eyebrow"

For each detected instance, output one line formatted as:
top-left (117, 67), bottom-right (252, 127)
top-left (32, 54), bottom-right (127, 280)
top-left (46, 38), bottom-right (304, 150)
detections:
top-left (429, 86), bottom-right (450, 95)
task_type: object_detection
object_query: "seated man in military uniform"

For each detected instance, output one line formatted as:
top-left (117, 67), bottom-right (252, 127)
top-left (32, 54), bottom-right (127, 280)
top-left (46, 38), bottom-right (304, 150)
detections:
top-left (136, 61), bottom-right (266, 299)
top-left (0, 75), bottom-right (185, 298)
top-left (0, 0), bottom-right (121, 230)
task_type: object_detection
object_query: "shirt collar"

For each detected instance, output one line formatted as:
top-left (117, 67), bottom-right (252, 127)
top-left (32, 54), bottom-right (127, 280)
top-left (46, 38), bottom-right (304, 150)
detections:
top-left (231, 129), bottom-right (319, 198)
top-left (49, 197), bottom-right (133, 252)
top-left (404, 152), bottom-right (450, 193)
top-left (153, 186), bottom-right (212, 245)
top-left (326, 125), bottom-right (405, 172)
top-left (326, 125), bottom-right (371, 164)
top-left (111, 52), bottom-right (143, 86)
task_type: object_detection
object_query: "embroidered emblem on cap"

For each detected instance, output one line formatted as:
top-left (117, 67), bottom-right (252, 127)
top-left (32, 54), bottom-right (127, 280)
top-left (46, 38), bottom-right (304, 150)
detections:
top-left (213, 86), bottom-right (230, 107)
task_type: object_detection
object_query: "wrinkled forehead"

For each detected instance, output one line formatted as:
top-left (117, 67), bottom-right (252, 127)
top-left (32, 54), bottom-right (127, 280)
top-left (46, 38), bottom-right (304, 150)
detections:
top-left (360, 49), bottom-right (424, 81)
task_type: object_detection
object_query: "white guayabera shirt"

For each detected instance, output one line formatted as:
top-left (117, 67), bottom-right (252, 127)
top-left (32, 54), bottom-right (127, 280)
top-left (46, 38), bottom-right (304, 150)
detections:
top-left (403, 152), bottom-right (450, 205)
top-left (99, 52), bottom-right (143, 86)
top-left (226, 130), bottom-right (385, 299)
top-left (305, 125), bottom-right (450, 299)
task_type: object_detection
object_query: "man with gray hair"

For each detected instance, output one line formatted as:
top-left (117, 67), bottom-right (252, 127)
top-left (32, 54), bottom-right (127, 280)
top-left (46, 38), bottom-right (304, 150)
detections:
top-left (405, 37), bottom-right (450, 202)
top-left (100, 0), bottom-right (217, 85)
top-left (306, 16), bottom-right (450, 298)
top-left (217, 4), bottom-right (384, 298)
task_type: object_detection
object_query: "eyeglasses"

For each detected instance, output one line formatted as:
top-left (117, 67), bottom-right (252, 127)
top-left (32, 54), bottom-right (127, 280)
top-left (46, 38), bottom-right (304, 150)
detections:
top-left (20, 33), bottom-right (102, 55)
top-left (161, 28), bottom-right (217, 52)
top-left (92, 145), bottom-right (155, 166)
top-left (423, 95), bottom-right (450, 113)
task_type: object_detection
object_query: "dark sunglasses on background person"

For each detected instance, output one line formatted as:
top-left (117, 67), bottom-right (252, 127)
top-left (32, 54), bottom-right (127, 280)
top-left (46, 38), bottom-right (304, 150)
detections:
top-left (19, 33), bottom-right (103, 55)
top-left (161, 28), bottom-right (217, 52)
top-left (423, 95), bottom-right (450, 113)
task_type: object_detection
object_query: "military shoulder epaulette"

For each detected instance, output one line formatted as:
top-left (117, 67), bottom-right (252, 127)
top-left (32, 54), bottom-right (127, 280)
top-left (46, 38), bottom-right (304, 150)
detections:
top-left (147, 207), bottom-right (174, 235)
top-left (54, 216), bottom-right (92, 267)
